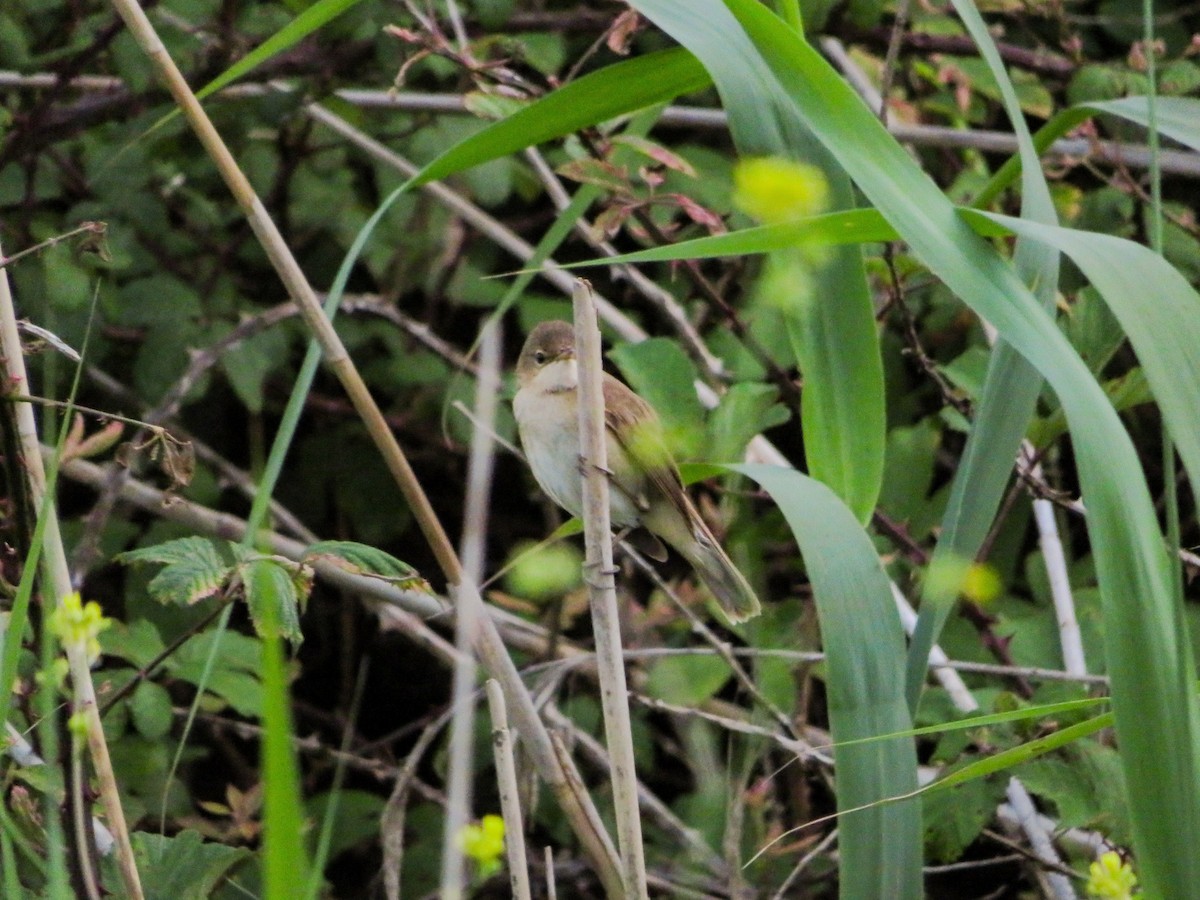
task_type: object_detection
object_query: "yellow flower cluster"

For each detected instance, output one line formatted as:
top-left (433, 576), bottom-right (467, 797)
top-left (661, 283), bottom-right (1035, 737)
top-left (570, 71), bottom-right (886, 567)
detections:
top-left (732, 156), bottom-right (829, 224)
top-left (458, 814), bottom-right (505, 877)
top-left (1086, 851), bottom-right (1140, 900)
top-left (49, 592), bottom-right (112, 665)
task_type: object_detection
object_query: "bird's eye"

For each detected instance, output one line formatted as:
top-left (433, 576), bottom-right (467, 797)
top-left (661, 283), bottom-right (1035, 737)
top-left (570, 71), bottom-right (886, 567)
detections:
top-left (534, 350), bottom-right (547, 365)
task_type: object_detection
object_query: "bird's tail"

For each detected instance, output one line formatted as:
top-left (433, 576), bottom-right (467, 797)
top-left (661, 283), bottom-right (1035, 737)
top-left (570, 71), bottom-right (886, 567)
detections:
top-left (678, 522), bottom-right (762, 624)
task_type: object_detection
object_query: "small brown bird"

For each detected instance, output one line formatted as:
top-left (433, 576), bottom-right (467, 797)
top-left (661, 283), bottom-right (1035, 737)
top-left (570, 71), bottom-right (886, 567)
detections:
top-left (513, 320), bottom-right (761, 623)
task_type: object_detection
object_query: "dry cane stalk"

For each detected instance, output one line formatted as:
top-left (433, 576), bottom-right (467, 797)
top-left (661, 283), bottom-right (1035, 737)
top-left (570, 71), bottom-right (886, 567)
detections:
top-left (572, 280), bottom-right (649, 899)
top-left (486, 679), bottom-right (533, 900)
top-left (103, 1), bottom-right (622, 893)
top-left (0, 245), bottom-right (144, 897)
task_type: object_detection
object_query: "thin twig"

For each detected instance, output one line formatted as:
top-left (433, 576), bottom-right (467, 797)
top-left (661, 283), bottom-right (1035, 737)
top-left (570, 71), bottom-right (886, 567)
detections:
top-left (382, 711), bottom-right (453, 900)
top-left (544, 846), bottom-right (557, 900)
top-left (485, 680), bottom-right (533, 900)
top-left (542, 705), bottom-right (730, 881)
top-left (623, 544), bottom-right (796, 738)
top-left (440, 322), bottom-right (501, 897)
top-left (1034, 492), bottom-right (1087, 676)
top-left (0, 222), bottom-right (107, 271)
top-left (3, 69), bottom-right (1199, 176)
top-left (771, 827), bottom-right (838, 899)
top-left (878, 0), bottom-right (912, 124)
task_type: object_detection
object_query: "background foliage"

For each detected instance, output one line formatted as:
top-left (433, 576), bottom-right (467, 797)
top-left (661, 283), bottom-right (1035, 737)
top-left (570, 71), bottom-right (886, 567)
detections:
top-left (2, 0), bottom-right (1200, 897)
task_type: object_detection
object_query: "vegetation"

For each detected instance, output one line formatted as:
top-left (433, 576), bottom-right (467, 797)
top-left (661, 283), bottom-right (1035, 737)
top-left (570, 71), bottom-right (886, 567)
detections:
top-left (2, 0), bottom-right (1200, 897)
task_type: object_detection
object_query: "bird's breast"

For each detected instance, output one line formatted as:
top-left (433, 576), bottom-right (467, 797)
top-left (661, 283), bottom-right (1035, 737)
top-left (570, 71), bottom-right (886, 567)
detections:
top-left (514, 385), bottom-right (644, 527)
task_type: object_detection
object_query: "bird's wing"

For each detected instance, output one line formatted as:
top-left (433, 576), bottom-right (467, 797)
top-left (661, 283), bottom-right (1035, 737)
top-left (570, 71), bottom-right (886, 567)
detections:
top-left (601, 374), bottom-right (691, 523)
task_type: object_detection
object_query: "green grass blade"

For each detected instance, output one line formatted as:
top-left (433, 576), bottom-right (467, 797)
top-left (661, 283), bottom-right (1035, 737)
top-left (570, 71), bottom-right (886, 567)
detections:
top-left (143, 0), bottom-right (368, 138)
top-left (633, 1), bottom-right (1200, 894)
top-left (973, 96), bottom-right (1200, 209)
top-left (192, 0), bottom-right (367, 103)
top-left (260, 600), bottom-right (310, 897)
top-left (735, 465), bottom-right (920, 898)
top-left (925, 713), bottom-right (1113, 794)
top-left (406, 48), bottom-right (710, 188)
top-left (907, 0), bottom-right (1061, 710)
top-left (631, 3), bottom-right (885, 525)
top-left (969, 209), bottom-right (1200, 494)
top-left (1086, 96), bottom-right (1200, 150)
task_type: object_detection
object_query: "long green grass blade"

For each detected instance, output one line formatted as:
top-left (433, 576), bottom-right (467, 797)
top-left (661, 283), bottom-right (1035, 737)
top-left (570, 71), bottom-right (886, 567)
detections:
top-left (736, 464), bottom-right (920, 898)
top-left (974, 96), bottom-right (1200, 208)
top-left (686, 2), bottom-right (1200, 894)
top-left (563, 201), bottom-right (1200, 510)
top-left (907, 0), bottom-right (1061, 711)
top-left (406, 48), bottom-right (709, 188)
top-left (260, 597), bottom-right (310, 897)
top-left (193, 0), bottom-right (366, 103)
top-left (630, 3), bottom-right (884, 523)
top-left (968, 210), bottom-right (1200, 489)
top-left (143, 0), bottom-right (368, 139)
top-left (1087, 96), bottom-right (1200, 150)
top-left (926, 713), bottom-right (1113, 794)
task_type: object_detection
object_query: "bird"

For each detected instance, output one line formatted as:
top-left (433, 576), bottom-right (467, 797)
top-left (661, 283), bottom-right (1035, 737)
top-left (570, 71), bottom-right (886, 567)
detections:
top-left (512, 320), bottom-right (762, 624)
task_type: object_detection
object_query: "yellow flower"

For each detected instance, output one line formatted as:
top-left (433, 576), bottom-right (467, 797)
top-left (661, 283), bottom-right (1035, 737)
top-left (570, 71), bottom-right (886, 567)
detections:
top-left (49, 592), bottom-right (112, 664)
top-left (962, 562), bottom-right (1002, 605)
top-left (733, 157), bottom-right (829, 224)
top-left (1086, 851), bottom-right (1139, 899)
top-left (458, 814), bottom-right (505, 877)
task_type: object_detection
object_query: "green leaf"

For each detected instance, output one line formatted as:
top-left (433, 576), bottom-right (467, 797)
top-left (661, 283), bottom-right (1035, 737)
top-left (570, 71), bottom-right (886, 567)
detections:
top-left (925, 714), bottom-right (1112, 795)
top-left (243, 558), bottom-right (303, 645)
top-left (129, 681), bottom-right (174, 741)
top-left (1088, 96), bottom-right (1200, 152)
top-left (629, 7), bottom-right (883, 526)
top-left (608, 337), bottom-right (706, 459)
top-left (222, 327), bottom-right (291, 415)
top-left (923, 769), bottom-right (1006, 863)
top-left (168, 630), bottom-right (264, 718)
top-left (907, 0), bottom-right (1061, 713)
top-left (707, 382), bottom-right (788, 463)
top-left (734, 464), bottom-right (921, 897)
top-left (202, 0), bottom-right (364, 106)
top-left (99, 619), bottom-right (166, 668)
top-left (118, 537), bottom-right (234, 606)
top-left (306, 789), bottom-right (385, 862)
top-left (116, 536), bottom-right (227, 568)
top-left (132, 829), bottom-right (250, 900)
top-left (645, 655), bottom-right (730, 706)
top-left (301, 540), bottom-right (425, 588)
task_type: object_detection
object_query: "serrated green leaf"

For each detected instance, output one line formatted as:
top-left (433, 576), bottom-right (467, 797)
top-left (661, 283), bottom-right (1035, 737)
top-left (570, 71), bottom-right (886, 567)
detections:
top-left (923, 769), bottom-right (1006, 863)
top-left (243, 558), bottom-right (303, 645)
top-left (132, 830), bottom-right (251, 900)
top-left (118, 538), bottom-right (233, 606)
top-left (116, 536), bottom-right (227, 568)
